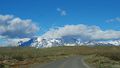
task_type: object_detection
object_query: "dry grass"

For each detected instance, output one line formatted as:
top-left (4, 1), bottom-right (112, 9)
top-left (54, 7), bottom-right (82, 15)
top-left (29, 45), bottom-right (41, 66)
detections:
top-left (0, 46), bottom-right (120, 68)
top-left (85, 46), bottom-right (120, 68)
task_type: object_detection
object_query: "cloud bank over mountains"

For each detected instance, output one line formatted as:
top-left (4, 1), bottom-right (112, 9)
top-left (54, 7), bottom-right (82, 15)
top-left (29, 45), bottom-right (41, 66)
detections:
top-left (1, 14), bottom-right (120, 46)
top-left (0, 15), bottom-right (39, 38)
top-left (42, 24), bottom-right (120, 40)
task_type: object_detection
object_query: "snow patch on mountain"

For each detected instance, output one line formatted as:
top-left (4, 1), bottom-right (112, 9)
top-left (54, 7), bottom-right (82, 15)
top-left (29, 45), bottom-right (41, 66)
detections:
top-left (18, 37), bottom-right (120, 48)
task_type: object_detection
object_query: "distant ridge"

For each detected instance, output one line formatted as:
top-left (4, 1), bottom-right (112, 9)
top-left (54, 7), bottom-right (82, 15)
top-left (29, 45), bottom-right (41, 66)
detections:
top-left (19, 37), bottom-right (120, 48)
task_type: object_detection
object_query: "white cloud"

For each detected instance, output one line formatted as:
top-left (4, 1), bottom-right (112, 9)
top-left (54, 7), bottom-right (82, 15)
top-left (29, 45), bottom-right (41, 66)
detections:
top-left (0, 14), bottom-right (39, 38)
top-left (6, 38), bottom-right (30, 46)
top-left (106, 17), bottom-right (120, 23)
top-left (57, 8), bottom-right (61, 11)
top-left (61, 10), bottom-right (67, 16)
top-left (0, 38), bottom-right (30, 47)
top-left (57, 8), bottom-right (67, 16)
top-left (42, 24), bottom-right (120, 40)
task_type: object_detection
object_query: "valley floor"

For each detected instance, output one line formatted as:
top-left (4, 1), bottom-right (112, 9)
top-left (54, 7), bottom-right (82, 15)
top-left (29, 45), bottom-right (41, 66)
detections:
top-left (0, 46), bottom-right (120, 68)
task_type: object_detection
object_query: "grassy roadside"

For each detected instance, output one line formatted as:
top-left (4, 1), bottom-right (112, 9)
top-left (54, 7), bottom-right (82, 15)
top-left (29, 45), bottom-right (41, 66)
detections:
top-left (0, 46), bottom-right (120, 68)
top-left (0, 47), bottom-right (73, 68)
top-left (85, 55), bottom-right (120, 68)
top-left (84, 46), bottom-right (120, 68)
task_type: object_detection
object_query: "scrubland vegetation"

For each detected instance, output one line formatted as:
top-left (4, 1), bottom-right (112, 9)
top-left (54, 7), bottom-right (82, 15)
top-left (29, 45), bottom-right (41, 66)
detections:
top-left (0, 46), bottom-right (120, 68)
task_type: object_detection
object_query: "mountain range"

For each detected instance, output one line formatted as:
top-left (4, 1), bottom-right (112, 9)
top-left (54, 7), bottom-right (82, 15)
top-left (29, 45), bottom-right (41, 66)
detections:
top-left (18, 37), bottom-right (120, 48)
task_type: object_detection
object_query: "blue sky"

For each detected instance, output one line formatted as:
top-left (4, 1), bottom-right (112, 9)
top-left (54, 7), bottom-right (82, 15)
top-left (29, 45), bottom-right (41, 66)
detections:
top-left (0, 0), bottom-right (120, 31)
top-left (1, 0), bottom-right (120, 45)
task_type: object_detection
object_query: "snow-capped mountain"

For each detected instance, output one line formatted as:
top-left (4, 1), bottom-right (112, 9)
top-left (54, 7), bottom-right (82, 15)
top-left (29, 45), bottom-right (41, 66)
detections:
top-left (19, 37), bottom-right (63, 48)
top-left (19, 37), bottom-right (120, 48)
